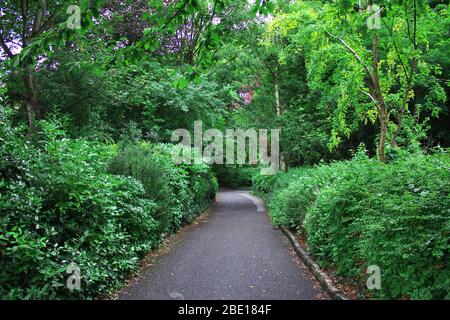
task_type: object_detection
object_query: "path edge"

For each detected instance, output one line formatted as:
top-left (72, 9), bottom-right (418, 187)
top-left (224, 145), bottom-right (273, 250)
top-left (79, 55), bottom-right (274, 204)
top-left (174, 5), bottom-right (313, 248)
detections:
top-left (279, 226), bottom-right (348, 301)
top-left (107, 200), bottom-right (217, 300)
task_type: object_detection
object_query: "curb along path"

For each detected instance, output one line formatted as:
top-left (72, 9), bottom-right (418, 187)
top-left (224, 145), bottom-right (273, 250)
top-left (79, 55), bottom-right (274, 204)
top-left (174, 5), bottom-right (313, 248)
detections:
top-left (118, 188), bottom-right (326, 300)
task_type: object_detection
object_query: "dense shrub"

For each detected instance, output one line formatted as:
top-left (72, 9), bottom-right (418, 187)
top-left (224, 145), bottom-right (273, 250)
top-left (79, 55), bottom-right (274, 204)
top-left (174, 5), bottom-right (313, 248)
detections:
top-left (150, 143), bottom-right (218, 224)
top-left (108, 145), bottom-right (174, 233)
top-left (0, 109), bottom-right (217, 299)
top-left (109, 143), bottom-right (218, 232)
top-left (253, 165), bottom-right (319, 200)
top-left (255, 149), bottom-right (450, 299)
top-left (215, 165), bottom-right (259, 188)
top-left (306, 152), bottom-right (450, 299)
top-left (252, 172), bottom-right (280, 200)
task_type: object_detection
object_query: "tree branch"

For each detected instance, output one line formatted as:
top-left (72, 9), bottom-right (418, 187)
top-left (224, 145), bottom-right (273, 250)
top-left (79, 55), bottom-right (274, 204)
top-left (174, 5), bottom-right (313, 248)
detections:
top-left (404, 1), bottom-right (415, 45)
top-left (0, 36), bottom-right (14, 59)
top-left (31, 0), bottom-right (47, 38)
top-left (383, 18), bottom-right (408, 80)
top-left (20, 0), bottom-right (29, 46)
top-left (359, 88), bottom-right (378, 104)
top-left (325, 31), bottom-right (375, 84)
top-left (392, 0), bottom-right (418, 146)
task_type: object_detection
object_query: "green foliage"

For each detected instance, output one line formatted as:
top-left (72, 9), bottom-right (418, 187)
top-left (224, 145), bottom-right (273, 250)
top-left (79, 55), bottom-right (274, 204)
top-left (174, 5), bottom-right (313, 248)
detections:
top-left (32, 57), bottom-right (231, 142)
top-left (252, 173), bottom-right (279, 199)
top-left (256, 150), bottom-right (450, 299)
top-left (248, 0), bottom-right (449, 164)
top-left (0, 109), bottom-right (216, 299)
top-left (214, 165), bottom-right (259, 189)
top-left (109, 143), bottom-right (217, 232)
top-left (306, 151), bottom-right (450, 299)
top-left (108, 144), bottom-right (174, 233)
top-left (153, 143), bottom-right (218, 225)
top-left (1, 0), bottom-right (449, 302)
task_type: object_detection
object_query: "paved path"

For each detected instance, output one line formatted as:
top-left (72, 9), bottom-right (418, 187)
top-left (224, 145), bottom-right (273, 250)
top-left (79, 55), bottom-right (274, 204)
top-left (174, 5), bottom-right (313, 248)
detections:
top-left (118, 188), bottom-right (324, 300)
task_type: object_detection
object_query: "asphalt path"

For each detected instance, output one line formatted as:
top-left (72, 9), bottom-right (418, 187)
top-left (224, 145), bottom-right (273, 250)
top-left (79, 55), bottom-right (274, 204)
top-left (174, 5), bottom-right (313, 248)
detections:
top-left (118, 188), bottom-right (324, 300)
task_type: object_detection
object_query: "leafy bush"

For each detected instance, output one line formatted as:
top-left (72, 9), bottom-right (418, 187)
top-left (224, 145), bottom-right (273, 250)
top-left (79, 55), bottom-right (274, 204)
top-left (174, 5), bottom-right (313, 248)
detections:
top-left (252, 172), bottom-right (279, 199)
top-left (0, 109), bottom-right (217, 299)
top-left (109, 143), bottom-right (218, 232)
top-left (306, 152), bottom-right (450, 299)
top-left (253, 161), bottom-right (352, 228)
top-left (257, 149), bottom-right (450, 299)
top-left (214, 165), bottom-right (259, 188)
top-left (108, 145), bottom-right (174, 233)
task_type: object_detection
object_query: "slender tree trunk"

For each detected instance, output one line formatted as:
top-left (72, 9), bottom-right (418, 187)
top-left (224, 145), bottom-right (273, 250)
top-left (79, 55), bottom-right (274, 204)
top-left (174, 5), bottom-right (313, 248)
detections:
top-left (273, 65), bottom-right (286, 172)
top-left (372, 32), bottom-right (388, 163)
top-left (379, 108), bottom-right (388, 163)
top-left (21, 0), bottom-right (45, 132)
top-left (392, 0), bottom-right (417, 147)
top-left (274, 66), bottom-right (281, 117)
top-left (23, 64), bottom-right (40, 132)
top-left (391, 63), bottom-right (415, 147)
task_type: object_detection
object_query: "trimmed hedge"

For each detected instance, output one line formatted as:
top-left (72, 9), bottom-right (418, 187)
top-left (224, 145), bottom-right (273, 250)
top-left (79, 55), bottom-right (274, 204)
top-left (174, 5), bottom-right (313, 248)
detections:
top-left (253, 150), bottom-right (450, 299)
top-left (0, 110), bottom-right (217, 299)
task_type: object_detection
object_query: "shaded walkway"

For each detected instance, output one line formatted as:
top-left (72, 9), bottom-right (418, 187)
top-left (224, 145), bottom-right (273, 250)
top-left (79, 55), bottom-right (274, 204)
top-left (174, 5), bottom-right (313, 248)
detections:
top-left (118, 188), bottom-right (324, 300)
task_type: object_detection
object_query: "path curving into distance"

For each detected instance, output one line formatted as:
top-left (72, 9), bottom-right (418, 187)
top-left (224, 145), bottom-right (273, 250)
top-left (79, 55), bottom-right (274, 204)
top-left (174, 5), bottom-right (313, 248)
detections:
top-left (118, 188), bottom-right (326, 300)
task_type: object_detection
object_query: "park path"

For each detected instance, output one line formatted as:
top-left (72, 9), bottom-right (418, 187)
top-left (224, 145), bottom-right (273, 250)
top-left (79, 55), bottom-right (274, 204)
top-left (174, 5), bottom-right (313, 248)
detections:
top-left (118, 188), bottom-right (325, 300)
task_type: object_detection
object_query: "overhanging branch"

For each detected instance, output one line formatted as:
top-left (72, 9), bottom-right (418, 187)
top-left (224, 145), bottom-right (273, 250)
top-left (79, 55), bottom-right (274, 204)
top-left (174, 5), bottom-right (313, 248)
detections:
top-left (0, 36), bottom-right (14, 59)
top-left (325, 31), bottom-right (375, 84)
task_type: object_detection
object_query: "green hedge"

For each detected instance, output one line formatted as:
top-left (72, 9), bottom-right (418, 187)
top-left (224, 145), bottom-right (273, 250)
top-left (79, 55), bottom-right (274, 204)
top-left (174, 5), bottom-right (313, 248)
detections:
top-left (253, 150), bottom-right (450, 299)
top-left (109, 143), bottom-right (218, 233)
top-left (0, 109), bottom-right (217, 299)
top-left (214, 165), bottom-right (259, 188)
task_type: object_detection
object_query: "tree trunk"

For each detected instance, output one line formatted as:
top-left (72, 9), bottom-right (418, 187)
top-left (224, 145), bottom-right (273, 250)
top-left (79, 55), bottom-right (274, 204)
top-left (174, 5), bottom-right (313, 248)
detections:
top-left (391, 64), bottom-right (414, 148)
top-left (392, 0), bottom-right (417, 147)
top-left (21, 0), bottom-right (45, 132)
top-left (274, 66), bottom-right (281, 117)
top-left (372, 32), bottom-right (388, 163)
top-left (273, 65), bottom-right (287, 172)
top-left (23, 65), bottom-right (40, 132)
top-left (379, 108), bottom-right (388, 163)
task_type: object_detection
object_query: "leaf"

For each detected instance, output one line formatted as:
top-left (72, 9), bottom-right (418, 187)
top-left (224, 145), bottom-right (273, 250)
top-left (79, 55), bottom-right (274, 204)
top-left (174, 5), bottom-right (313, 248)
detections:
top-left (173, 78), bottom-right (189, 89)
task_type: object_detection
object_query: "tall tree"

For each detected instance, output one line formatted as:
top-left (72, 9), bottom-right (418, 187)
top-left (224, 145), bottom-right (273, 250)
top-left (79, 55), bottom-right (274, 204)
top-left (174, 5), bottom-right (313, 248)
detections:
top-left (263, 0), bottom-right (447, 162)
top-left (0, 0), bottom-right (108, 131)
